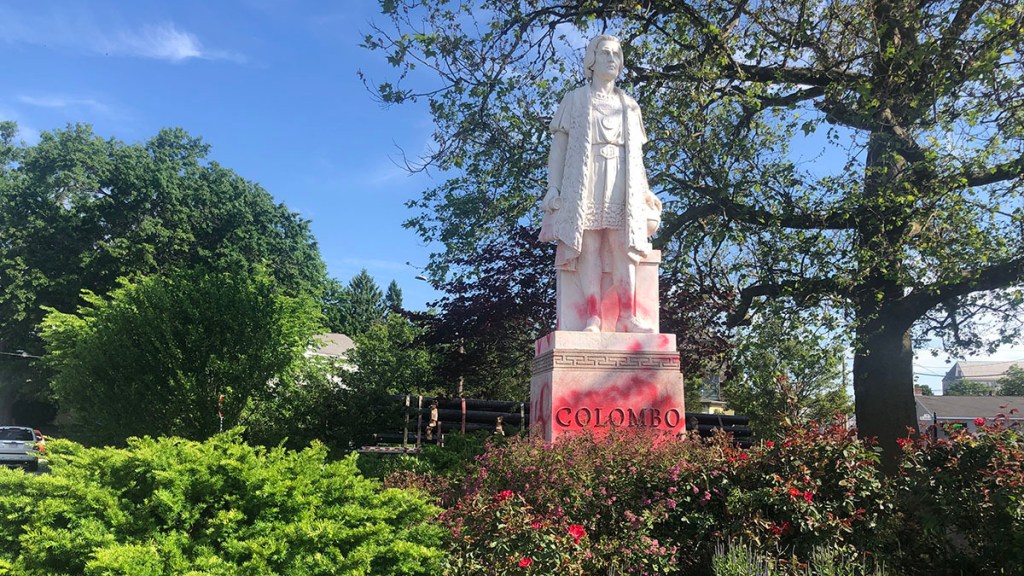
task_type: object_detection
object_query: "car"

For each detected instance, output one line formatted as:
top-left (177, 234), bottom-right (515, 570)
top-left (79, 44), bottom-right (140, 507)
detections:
top-left (0, 426), bottom-right (45, 471)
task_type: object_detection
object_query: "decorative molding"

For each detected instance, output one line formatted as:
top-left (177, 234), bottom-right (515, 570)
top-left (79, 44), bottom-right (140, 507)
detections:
top-left (532, 349), bottom-right (680, 375)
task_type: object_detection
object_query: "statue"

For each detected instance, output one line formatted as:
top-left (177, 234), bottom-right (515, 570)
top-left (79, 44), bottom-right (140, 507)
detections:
top-left (539, 34), bottom-right (662, 333)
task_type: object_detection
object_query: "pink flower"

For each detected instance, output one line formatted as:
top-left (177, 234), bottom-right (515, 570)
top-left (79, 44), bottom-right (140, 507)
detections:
top-left (974, 417), bottom-right (986, 426)
top-left (803, 490), bottom-right (814, 503)
top-left (567, 524), bottom-right (587, 544)
top-left (495, 490), bottom-right (514, 503)
top-left (518, 557), bottom-right (533, 568)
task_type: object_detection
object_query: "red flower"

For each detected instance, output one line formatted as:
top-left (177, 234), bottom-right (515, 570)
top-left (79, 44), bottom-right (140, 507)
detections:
top-left (788, 486), bottom-right (802, 498)
top-left (495, 490), bottom-right (514, 503)
top-left (518, 557), bottom-right (533, 568)
top-left (803, 490), bottom-right (814, 503)
top-left (896, 437), bottom-right (911, 447)
top-left (530, 520), bottom-right (543, 530)
top-left (567, 524), bottom-right (586, 544)
top-left (765, 441), bottom-right (775, 448)
top-left (739, 453), bottom-right (749, 460)
top-left (974, 417), bottom-right (986, 426)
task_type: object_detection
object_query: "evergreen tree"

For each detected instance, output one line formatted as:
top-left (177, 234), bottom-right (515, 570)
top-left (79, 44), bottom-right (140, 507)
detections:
top-left (385, 280), bottom-right (404, 313)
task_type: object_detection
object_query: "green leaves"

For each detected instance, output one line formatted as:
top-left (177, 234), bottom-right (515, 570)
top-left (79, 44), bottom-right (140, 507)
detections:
top-left (0, 433), bottom-right (445, 575)
top-left (40, 267), bottom-right (321, 445)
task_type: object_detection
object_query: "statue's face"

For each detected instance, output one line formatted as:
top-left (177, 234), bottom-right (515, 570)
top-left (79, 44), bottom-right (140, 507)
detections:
top-left (593, 40), bottom-right (621, 81)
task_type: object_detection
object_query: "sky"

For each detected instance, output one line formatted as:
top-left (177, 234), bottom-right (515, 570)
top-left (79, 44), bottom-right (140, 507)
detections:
top-left (0, 0), bottom-right (443, 309)
top-left (2, 1), bottom-right (1020, 392)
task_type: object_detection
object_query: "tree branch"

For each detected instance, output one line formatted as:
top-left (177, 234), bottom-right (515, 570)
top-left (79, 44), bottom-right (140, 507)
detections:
top-left (963, 153), bottom-right (1024, 188)
top-left (662, 177), bottom-right (857, 232)
top-left (728, 277), bottom-right (842, 327)
top-left (902, 255), bottom-right (1024, 319)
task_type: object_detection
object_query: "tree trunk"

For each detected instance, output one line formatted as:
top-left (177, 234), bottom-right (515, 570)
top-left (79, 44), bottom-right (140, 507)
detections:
top-left (852, 320), bottom-right (917, 473)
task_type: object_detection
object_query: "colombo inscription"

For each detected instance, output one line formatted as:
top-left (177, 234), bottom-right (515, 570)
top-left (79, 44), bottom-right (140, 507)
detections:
top-left (554, 406), bottom-right (683, 429)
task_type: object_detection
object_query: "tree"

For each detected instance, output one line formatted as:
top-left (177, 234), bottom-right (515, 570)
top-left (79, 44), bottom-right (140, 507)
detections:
top-left (998, 366), bottom-right (1024, 395)
top-left (337, 314), bottom-right (443, 447)
top-left (0, 122), bottom-right (325, 357)
top-left (417, 225), bottom-right (555, 400)
top-left (914, 384), bottom-right (935, 396)
top-left (945, 379), bottom-right (994, 396)
top-left (366, 0), bottom-right (1024, 465)
top-left (385, 280), bottom-right (404, 312)
top-left (724, 312), bottom-right (852, 437)
top-left (39, 267), bottom-right (320, 445)
top-left (324, 269), bottom-right (388, 337)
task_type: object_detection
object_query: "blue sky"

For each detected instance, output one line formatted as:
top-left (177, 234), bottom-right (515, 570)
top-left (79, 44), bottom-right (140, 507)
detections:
top-left (2, 1), bottom-right (1020, 391)
top-left (0, 0), bottom-right (442, 309)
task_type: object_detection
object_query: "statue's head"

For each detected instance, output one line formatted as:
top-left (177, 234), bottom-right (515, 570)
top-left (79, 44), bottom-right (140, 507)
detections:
top-left (584, 34), bottom-right (623, 81)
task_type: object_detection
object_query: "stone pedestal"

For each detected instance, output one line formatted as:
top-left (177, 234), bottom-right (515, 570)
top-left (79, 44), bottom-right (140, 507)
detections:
top-left (530, 331), bottom-right (686, 441)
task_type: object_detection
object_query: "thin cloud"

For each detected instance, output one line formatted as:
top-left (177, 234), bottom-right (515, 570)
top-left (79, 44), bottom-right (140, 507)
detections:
top-left (18, 95), bottom-right (111, 114)
top-left (0, 6), bottom-right (241, 63)
top-left (102, 23), bottom-right (243, 63)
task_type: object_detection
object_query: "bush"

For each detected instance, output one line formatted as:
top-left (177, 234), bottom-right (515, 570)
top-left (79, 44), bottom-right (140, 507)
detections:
top-left (0, 430), bottom-right (445, 575)
top-left (440, 423), bottom-right (890, 575)
top-left (889, 417), bottom-right (1024, 575)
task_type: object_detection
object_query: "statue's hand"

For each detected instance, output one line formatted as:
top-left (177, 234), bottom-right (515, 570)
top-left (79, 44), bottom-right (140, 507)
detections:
top-left (541, 188), bottom-right (562, 213)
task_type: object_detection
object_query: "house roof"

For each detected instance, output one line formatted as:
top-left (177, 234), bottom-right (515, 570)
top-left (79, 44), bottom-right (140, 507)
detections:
top-left (916, 395), bottom-right (1024, 420)
top-left (944, 360), bottom-right (1022, 383)
top-left (311, 333), bottom-right (355, 358)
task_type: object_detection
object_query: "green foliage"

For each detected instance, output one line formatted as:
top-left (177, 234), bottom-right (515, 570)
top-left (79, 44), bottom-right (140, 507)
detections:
top-left (0, 431), bottom-right (445, 575)
top-left (243, 354), bottom-right (352, 456)
top-left (333, 315), bottom-right (443, 449)
top-left (725, 313), bottom-right (852, 437)
top-left (385, 280), bottom-right (404, 312)
top-left (40, 267), bottom-right (320, 445)
top-left (0, 123), bottom-right (325, 355)
top-left (914, 384), bottom-right (934, 396)
top-left (440, 424), bottom-right (889, 574)
top-left (998, 365), bottom-right (1024, 395)
top-left (944, 378), bottom-right (994, 396)
top-left (889, 421), bottom-right (1024, 575)
top-left (329, 269), bottom-right (388, 337)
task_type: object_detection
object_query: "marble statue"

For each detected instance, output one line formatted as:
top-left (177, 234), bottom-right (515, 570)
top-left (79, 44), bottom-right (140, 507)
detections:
top-left (539, 34), bottom-right (662, 333)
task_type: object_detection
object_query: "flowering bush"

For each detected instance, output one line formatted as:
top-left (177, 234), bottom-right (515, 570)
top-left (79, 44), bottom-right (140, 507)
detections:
top-left (440, 423), bottom-right (890, 574)
top-left (724, 421), bottom-right (890, 555)
top-left (889, 416), bottom-right (1024, 574)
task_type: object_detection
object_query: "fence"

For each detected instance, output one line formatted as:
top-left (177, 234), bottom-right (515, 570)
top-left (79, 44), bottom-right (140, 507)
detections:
top-left (359, 394), bottom-right (752, 452)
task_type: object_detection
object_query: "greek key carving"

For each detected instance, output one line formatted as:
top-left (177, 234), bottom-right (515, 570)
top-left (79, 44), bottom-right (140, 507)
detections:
top-left (532, 350), bottom-right (680, 375)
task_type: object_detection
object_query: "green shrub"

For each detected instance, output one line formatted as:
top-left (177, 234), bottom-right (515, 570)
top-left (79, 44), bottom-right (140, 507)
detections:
top-left (0, 430), bottom-right (445, 575)
top-left (889, 417), bottom-right (1024, 575)
top-left (439, 423), bottom-right (891, 575)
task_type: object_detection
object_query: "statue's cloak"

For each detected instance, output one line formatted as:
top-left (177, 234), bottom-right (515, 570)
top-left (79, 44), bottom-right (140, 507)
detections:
top-left (546, 85), bottom-right (652, 270)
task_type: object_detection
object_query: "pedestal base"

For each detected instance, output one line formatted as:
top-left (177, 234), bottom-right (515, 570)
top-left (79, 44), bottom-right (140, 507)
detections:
top-left (530, 331), bottom-right (686, 442)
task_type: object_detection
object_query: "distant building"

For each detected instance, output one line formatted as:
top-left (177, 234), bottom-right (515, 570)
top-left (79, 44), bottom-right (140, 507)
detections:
top-left (306, 333), bottom-right (356, 382)
top-left (915, 395), bottom-right (1024, 438)
top-left (942, 360), bottom-right (1022, 394)
top-left (309, 333), bottom-right (355, 361)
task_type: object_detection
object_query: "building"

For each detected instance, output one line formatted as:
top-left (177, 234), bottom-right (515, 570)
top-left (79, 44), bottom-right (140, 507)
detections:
top-left (915, 395), bottom-right (1024, 438)
top-left (942, 360), bottom-right (1022, 394)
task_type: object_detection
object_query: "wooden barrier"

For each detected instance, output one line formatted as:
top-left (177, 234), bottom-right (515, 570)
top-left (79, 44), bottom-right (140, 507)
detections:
top-left (361, 395), bottom-right (752, 450)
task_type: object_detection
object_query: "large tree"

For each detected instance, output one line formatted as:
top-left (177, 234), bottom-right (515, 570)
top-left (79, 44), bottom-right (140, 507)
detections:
top-left (366, 0), bottom-right (1024, 464)
top-left (0, 123), bottom-right (326, 357)
top-left (39, 267), bottom-right (320, 445)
